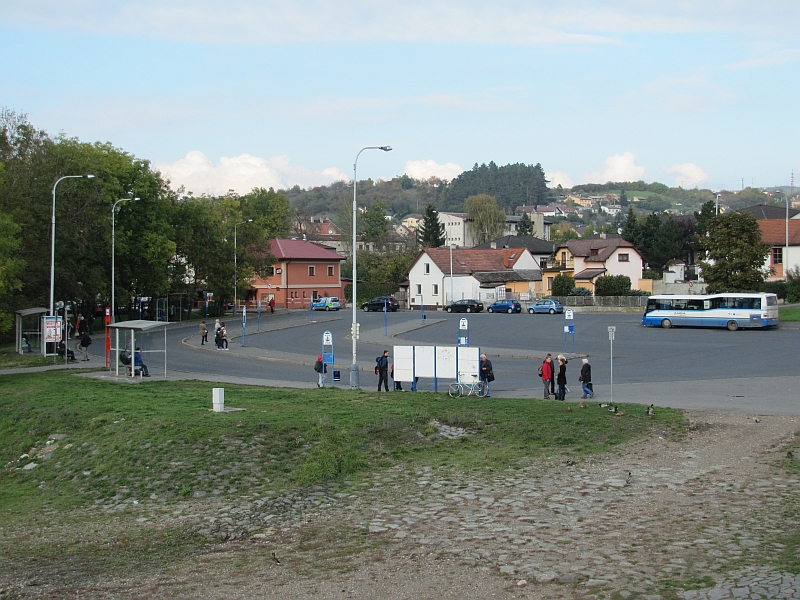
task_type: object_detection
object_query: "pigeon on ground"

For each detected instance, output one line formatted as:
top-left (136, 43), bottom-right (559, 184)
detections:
top-left (787, 451), bottom-right (794, 459)
top-left (754, 418), bottom-right (762, 423)
top-left (625, 471), bottom-right (633, 485)
top-left (566, 459), bottom-right (574, 466)
top-left (646, 404), bottom-right (654, 417)
top-left (271, 551), bottom-right (282, 565)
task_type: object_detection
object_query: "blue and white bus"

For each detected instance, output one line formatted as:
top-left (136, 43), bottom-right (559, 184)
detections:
top-left (642, 293), bottom-right (779, 331)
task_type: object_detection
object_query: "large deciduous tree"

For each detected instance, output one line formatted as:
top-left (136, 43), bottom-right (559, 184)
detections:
top-left (465, 194), bottom-right (505, 245)
top-left (417, 204), bottom-right (445, 248)
top-left (698, 212), bottom-right (770, 293)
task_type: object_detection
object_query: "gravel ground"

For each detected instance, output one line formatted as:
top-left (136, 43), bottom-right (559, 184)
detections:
top-left (2, 408), bottom-right (799, 599)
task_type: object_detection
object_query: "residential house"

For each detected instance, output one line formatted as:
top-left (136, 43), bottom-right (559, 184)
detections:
top-left (401, 216), bottom-right (422, 231)
top-left (516, 204), bottom-right (564, 218)
top-left (473, 235), bottom-right (554, 293)
top-left (542, 236), bottom-right (644, 294)
top-left (439, 212), bottom-right (472, 247)
top-left (565, 195), bottom-right (593, 208)
top-left (407, 248), bottom-right (541, 309)
top-left (758, 220), bottom-right (800, 280)
top-left (600, 204), bottom-right (623, 216)
top-left (249, 239), bottom-right (346, 309)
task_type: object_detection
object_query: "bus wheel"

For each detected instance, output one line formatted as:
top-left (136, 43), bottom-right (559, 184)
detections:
top-left (661, 318), bottom-right (672, 329)
top-left (727, 320), bottom-right (739, 331)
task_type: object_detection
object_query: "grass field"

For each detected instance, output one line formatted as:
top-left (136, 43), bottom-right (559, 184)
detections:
top-left (0, 371), bottom-right (685, 520)
top-left (780, 307), bottom-right (800, 322)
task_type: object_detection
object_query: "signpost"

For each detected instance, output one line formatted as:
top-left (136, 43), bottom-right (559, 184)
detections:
top-left (321, 330), bottom-right (334, 387)
top-left (241, 305), bottom-right (247, 347)
top-left (608, 326), bottom-right (616, 404)
top-left (257, 299), bottom-right (262, 331)
top-left (458, 317), bottom-right (469, 346)
top-left (563, 309), bottom-right (575, 354)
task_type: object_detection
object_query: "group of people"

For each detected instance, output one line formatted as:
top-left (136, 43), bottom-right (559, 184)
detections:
top-left (199, 319), bottom-right (229, 350)
top-left (540, 354), bottom-right (593, 400)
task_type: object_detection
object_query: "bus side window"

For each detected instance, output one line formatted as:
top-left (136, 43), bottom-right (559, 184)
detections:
top-left (687, 300), bottom-right (703, 310)
top-left (703, 300), bottom-right (711, 310)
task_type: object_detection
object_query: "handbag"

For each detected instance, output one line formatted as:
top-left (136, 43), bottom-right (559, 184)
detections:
top-left (486, 370), bottom-right (495, 382)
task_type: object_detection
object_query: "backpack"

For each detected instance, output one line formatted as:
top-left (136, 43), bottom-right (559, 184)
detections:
top-left (375, 356), bottom-right (383, 375)
top-left (314, 359), bottom-right (323, 373)
top-left (538, 365), bottom-right (543, 377)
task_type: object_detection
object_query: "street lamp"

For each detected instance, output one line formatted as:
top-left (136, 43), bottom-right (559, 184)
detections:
top-left (234, 219), bottom-right (253, 315)
top-left (50, 174), bottom-right (95, 317)
top-left (351, 145), bottom-right (392, 389)
top-left (111, 197), bottom-right (140, 323)
top-left (450, 243), bottom-right (455, 304)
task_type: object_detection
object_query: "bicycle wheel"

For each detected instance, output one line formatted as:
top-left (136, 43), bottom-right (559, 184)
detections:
top-left (448, 382), bottom-right (462, 398)
top-left (476, 381), bottom-right (488, 397)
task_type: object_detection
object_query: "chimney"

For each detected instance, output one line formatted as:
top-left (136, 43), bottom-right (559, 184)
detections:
top-left (490, 242), bottom-right (497, 249)
top-left (503, 249), bottom-right (512, 268)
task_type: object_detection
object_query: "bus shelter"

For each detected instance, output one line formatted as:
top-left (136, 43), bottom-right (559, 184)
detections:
top-left (107, 320), bottom-right (175, 379)
top-left (15, 307), bottom-right (48, 355)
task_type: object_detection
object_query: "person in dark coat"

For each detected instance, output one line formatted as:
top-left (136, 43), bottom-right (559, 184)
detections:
top-left (556, 355), bottom-right (567, 400)
top-left (377, 350), bottom-right (390, 392)
top-left (77, 332), bottom-right (92, 361)
top-left (540, 354), bottom-right (553, 399)
top-left (480, 353), bottom-right (494, 397)
top-left (580, 358), bottom-right (594, 399)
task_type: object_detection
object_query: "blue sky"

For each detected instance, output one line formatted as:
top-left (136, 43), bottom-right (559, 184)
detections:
top-left (2, 1), bottom-right (799, 195)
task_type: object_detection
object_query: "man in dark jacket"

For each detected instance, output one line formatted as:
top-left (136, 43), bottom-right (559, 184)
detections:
top-left (77, 332), bottom-right (92, 361)
top-left (540, 354), bottom-right (553, 399)
top-left (579, 358), bottom-right (593, 398)
top-left (377, 350), bottom-right (390, 392)
top-left (480, 353), bottom-right (493, 397)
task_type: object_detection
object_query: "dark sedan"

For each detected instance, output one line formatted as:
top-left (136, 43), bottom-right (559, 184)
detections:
top-left (445, 299), bottom-right (484, 313)
top-left (486, 299), bottom-right (522, 313)
top-left (361, 296), bottom-right (400, 312)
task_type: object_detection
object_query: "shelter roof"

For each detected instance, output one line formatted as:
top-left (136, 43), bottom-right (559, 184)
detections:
top-left (16, 307), bottom-right (48, 317)
top-left (107, 320), bottom-right (176, 332)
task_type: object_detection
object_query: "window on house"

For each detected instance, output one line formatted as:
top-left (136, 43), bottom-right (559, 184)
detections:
top-left (618, 253), bottom-right (629, 262)
top-left (328, 265), bottom-right (334, 276)
top-left (547, 277), bottom-right (554, 291)
top-left (432, 284), bottom-right (438, 295)
top-left (308, 266), bottom-right (315, 276)
top-left (265, 266), bottom-right (275, 276)
top-left (302, 291), bottom-right (306, 298)
top-left (416, 284), bottom-right (422, 295)
top-left (560, 252), bottom-right (567, 262)
top-left (424, 263), bottom-right (430, 274)
top-left (590, 248), bottom-right (599, 256)
top-left (773, 247), bottom-right (783, 265)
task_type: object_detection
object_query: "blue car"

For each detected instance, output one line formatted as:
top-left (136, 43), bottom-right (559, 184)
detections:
top-left (527, 299), bottom-right (564, 314)
top-left (486, 299), bottom-right (522, 313)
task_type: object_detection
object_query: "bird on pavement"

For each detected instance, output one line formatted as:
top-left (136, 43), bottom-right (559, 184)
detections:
top-left (271, 551), bottom-right (282, 565)
top-left (625, 471), bottom-right (633, 485)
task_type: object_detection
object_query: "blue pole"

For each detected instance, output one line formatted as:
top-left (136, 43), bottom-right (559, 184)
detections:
top-left (420, 296), bottom-right (425, 323)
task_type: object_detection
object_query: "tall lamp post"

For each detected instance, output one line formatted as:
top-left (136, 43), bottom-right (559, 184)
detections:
top-left (50, 174), bottom-right (95, 317)
top-left (111, 197), bottom-right (140, 323)
top-left (234, 219), bottom-right (253, 315)
top-left (449, 243), bottom-right (455, 304)
top-left (351, 145), bottom-right (392, 389)
top-left (785, 192), bottom-right (790, 279)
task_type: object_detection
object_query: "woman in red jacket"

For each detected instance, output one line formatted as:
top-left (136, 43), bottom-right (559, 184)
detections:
top-left (540, 354), bottom-right (553, 399)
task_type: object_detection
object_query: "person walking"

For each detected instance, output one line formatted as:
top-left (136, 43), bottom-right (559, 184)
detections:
top-left (314, 355), bottom-right (327, 387)
top-left (219, 323), bottom-right (229, 349)
top-left (556, 355), bottom-right (568, 400)
top-left (199, 320), bottom-right (208, 345)
top-left (269, 297), bottom-right (275, 314)
top-left (540, 354), bottom-right (553, 399)
top-left (76, 332), bottom-right (92, 361)
top-left (579, 358), bottom-right (594, 399)
top-left (480, 353), bottom-right (494, 397)
top-left (76, 315), bottom-right (88, 337)
top-left (377, 350), bottom-right (390, 392)
top-left (214, 318), bottom-right (221, 338)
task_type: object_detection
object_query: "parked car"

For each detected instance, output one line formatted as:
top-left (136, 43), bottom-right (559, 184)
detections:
top-left (445, 299), bottom-right (484, 313)
top-left (361, 296), bottom-right (400, 312)
top-left (528, 299), bottom-right (564, 315)
top-left (312, 297), bottom-right (341, 311)
top-left (486, 299), bottom-right (522, 313)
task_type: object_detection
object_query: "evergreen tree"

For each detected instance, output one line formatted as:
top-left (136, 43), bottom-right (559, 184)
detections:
top-left (619, 188), bottom-right (628, 207)
top-left (516, 211), bottom-right (533, 236)
top-left (699, 212), bottom-right (770, 293)
top-left (417, 204), bottom-right (445, 248)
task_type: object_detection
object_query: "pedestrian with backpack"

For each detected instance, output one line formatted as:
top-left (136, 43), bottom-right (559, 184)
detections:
top-left (376, 350), bottom-right (390, 392)
top-left (314, 354), bottom-right (327, 387)
top-left (76, 332), bottom-right (92, 361)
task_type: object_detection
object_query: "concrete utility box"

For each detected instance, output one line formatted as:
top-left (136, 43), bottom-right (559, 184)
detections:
top-left (212, 388), bottom-right (225, 412)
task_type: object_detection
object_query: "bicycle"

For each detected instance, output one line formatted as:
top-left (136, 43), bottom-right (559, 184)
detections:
top-left (448, 375), bottom-right (488, 398)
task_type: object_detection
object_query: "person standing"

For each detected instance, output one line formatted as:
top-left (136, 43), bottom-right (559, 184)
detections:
top-left (391, 363), bottom-right (403, 391)
top-left (76, 315), bottom-right (88, 337)
top-left (540, 354), bottom-right (553, 399)
top-left (556, 355), bottom-right (568, 400)
top-left (480, 353), bottom-right (494, 397)
top-left (269, 297), bottom-right (275, 314)
top-left (314, 355), bottom-right (326, 387)
top-left (579, 358), bottom-right (593, 399)
top-left (377, 350), bottom-right (390, 392)
top-left (214, 318), bottom-right (221, 339)
top-left (199, 320), bottom-right (208, 345)
top-left (76, 332), bottom-right (92, 361)
top-left (219, 323), bottom-right (229, 349)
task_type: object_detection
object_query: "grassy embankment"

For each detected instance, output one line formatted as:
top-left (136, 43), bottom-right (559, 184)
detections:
top-left (779, 307), bottom-right (800, 322)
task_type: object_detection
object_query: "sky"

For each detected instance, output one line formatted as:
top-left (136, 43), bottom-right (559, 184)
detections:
top-left (2, 1), bottom-right (799, 196)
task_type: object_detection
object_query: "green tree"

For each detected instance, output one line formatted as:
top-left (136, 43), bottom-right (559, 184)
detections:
top-left (465, 194), bottom-right (505, 245)
top-left (551, 273), bottom-right (575, 296)
top-left (699, 212), bottom-right (770, 293)
top-left (551, 223), bottom-right (579, 243)
top-left (417, 204), bottom-right (445, 247)
top-left (360, 201), bottom-right (389, 247)
top-left (649, 217), bottom-right (688, 271)
top-left (0, 211), bottom-right (23, 331)
top-left (619, 188), bottom-right (628, 207)
top-left (516, 211), bottom-right (533, 236)
top-left (621, 208), bottom-right (641, 249)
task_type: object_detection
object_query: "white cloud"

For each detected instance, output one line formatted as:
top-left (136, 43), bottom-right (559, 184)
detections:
top-left (157, 151), bottom-right (348, 196)
top-left (729, 48), bottom-right (800, 69)
top-left (582, 152), bottom-right (647, 184)
top-left (547, 171), bottom-right (575, 189)
top-left (642, 74), bottom-right (734, 114)
top-left (404, 159), bottom-right (463, 182)
top-left (665, 163), bottom-right (709, 188)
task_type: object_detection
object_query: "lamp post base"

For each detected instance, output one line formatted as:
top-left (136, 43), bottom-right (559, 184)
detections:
top-left (349, 364), bottom-right (360, 390)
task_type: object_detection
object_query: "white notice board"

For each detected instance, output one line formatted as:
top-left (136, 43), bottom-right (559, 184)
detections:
top-left (457, 346), bottom-right (480, 382)
top-left (414, 345), bottom-right (435, 378)
top-left (393, 346), bottom-right (415, 382)
top-left (435, 346), bottom-right (457, 380)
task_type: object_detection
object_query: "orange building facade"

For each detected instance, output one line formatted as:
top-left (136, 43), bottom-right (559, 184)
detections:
top-left (247, 239), bottom-right (346, 310)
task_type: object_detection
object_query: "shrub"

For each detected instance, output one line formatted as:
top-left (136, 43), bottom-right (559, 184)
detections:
top-left (627, 289), bottom-right (651, 296)
top-left (642, 268), bottom-right (661, 280)
top-left (551, 274), bottom-right (575, 297)
top-left (764, 280), bottom-right (787, 300)
top-left (568, 287), bottom-right (593, 296)
top-left (595, 275), bottom-right (632, 296)
top-left (787, 267), bottom-right (800, 303)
